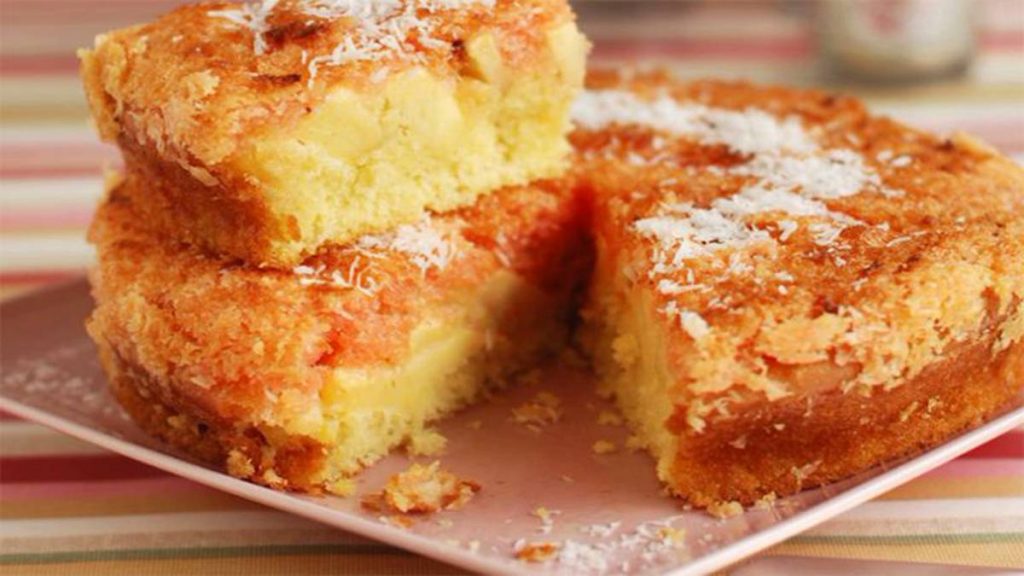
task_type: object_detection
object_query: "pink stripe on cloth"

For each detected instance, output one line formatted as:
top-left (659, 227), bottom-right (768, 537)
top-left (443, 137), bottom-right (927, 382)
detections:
top-left (0, 454), bottom-right (170, 484)
top-left (0, 166), bottom-right (114, 178)
top-left (0, 476), bottom-right (210, 501)
top-left (980, 29), bottom-right (1024, 52)
top-left (0, 410), bottom-right (25, 421)
top-left (0, 208), bottom-right (94, 231)
top-left (0, 144), bottom-right (119, 178)
top-left (919, 458), bottom-right (1024, 479)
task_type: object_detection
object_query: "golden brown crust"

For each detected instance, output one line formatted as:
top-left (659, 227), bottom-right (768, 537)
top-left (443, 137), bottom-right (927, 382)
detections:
top-left (96, 339), bottom-right (330, 491)
top-left (578, 71), bottom-right (1024, 401)
top-left (115, 135), bottom-right (284, 268)
top-left (668, 323), bottom-right (1023, 506)
top-left (577, 71), bottom-right (1024, 505)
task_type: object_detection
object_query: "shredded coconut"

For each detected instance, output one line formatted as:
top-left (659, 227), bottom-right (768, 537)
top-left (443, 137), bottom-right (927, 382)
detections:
top-left (678, 310), bottom-right (710, 340)
top-left (576, 88), bottom-right (899, 330)
top-left (358, 216), bottom-right (455, 275)
top-left (209, 0), bottom-right (495, 82)
top-left (572, 90), bottom-right (816, 156)
top-left (209, 0), bottom-right (279, 55)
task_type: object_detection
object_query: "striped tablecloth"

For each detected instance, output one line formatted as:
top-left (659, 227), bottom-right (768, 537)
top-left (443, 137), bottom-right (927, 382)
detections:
top-left (2, 1), bottom-right (1023, 574)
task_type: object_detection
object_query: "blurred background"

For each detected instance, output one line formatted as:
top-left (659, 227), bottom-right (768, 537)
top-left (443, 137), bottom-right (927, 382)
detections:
top-left (0, 0), bottom-right (1022, 300)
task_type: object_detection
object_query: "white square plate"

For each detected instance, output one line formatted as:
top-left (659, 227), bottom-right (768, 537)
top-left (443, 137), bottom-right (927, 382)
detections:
top-left (2, 280), bottom-right (1021, 575)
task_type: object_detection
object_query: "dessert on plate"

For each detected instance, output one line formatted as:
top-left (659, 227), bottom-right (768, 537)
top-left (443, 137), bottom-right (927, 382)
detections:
top-left (87, 175), bottom-right (590, 492)
top-left (80, 0), bottom-right (588, 266)
top-left (78, 0), bottom-right (1023, 509)
top-left (573, 71), bottom-right (1024, 506)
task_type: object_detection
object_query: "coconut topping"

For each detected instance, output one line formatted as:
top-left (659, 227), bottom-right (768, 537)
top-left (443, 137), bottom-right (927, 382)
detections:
top-left (209, 0), bottom-right (496, 80)
top-left (358, 216), bottom-right (456, 275)
top-left (573, 88), bottom-right (901, 335)
top-left (292, 215), bottom-right (456, 292)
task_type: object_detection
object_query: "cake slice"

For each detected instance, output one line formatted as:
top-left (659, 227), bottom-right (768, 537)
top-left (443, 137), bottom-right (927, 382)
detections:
top-left (80, 0), bottom-right (588, 266)
top-left (87, 175), bottom-right (590, 493)
top-left (573, 72), bottom-right (1024, 507)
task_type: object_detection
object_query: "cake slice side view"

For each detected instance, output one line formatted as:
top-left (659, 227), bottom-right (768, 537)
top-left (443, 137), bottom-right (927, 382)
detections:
top-left (573, 72), bottom-right (1024, 507)
top-left (87, 175), bottom-right (591, 492)
top-left (80, 0), bottom-right (589, 266)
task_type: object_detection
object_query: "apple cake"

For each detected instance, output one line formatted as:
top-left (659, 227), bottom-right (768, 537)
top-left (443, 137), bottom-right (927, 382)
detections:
top-left (573, 71), bottom-right (1024, 506)
top-left (87, 174), bottom-right (590, 492)
top-left (83, 62), bottom-right (1023, 507)
top-left (79, 0), bottom-right (588, 266)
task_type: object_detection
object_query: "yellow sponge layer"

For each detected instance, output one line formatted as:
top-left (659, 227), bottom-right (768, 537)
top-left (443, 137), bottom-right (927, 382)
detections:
top-left (239, 24), bottom-right (587, 264)
top-left (304, 271), bottom-right (566, 483)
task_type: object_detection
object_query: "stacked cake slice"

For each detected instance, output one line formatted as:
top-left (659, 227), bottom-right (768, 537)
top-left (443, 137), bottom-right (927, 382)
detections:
top-left (81, 1), bottom-right (1023, 508)
top-left (81, 0), bottom-right (588, 265)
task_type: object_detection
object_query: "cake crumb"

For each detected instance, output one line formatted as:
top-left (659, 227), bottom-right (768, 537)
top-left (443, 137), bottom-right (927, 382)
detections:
top-left (625, 434), bottom-right (645, 451)
top-left (560, 474), bottom-right (575, 483)
top-left (515, 541), bottom-right (560, 563)
top-left (592, 440), bottom-right (617, 455)
top-left (511, 392), bottom-right (563, 428)
top-left (900, 400), bottom-right (920, 422)
top-left (466, 419), bottom-right (483, 430)
top-left (380, 514), bottom-right (415, 529)
top-left (753, 492), bottom-right (777, 510)
top-left (597, 410), bottom-right (624, 426)
top-left (326, 477), bottom-right (356, 496)
top-left (791, 460), bottom-right (823, 487)
top-left (260, 468), bottom-right (285, 487)
top-left (707, 500), bottom-right (744, 519)
top-left (533, 506), bottom-right (560, 534)
top-left (612, 334), bottom-right (639, 368)
top-left (362, 461), bottom-right (480, 514)
top-left (656, 526), bottom-right (687, 545)
top-left (226, 449), bottom-right (255, 478)
top-left (407, 428), bottom-right (447, 456)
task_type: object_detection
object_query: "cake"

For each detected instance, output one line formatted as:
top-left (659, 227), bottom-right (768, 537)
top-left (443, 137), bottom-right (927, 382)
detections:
top-left (83, 37), bottom-right (1024, 506)
top-left (79, 0), bottom-right (588, 266)
top-left (573, 71), bottom-right (1024, 506)
top-left (87, 175), bottom-right (590, 492)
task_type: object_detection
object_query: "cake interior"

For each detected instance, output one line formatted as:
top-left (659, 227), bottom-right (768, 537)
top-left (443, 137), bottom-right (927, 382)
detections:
top-left (583, 240), bottom-right (681, 483)
top-left (92, 266), bottom-right (577, 493)
top-left (236, 23), bottom-right (588, 261)
top-left (311, 270), bottom-right (572, 483)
